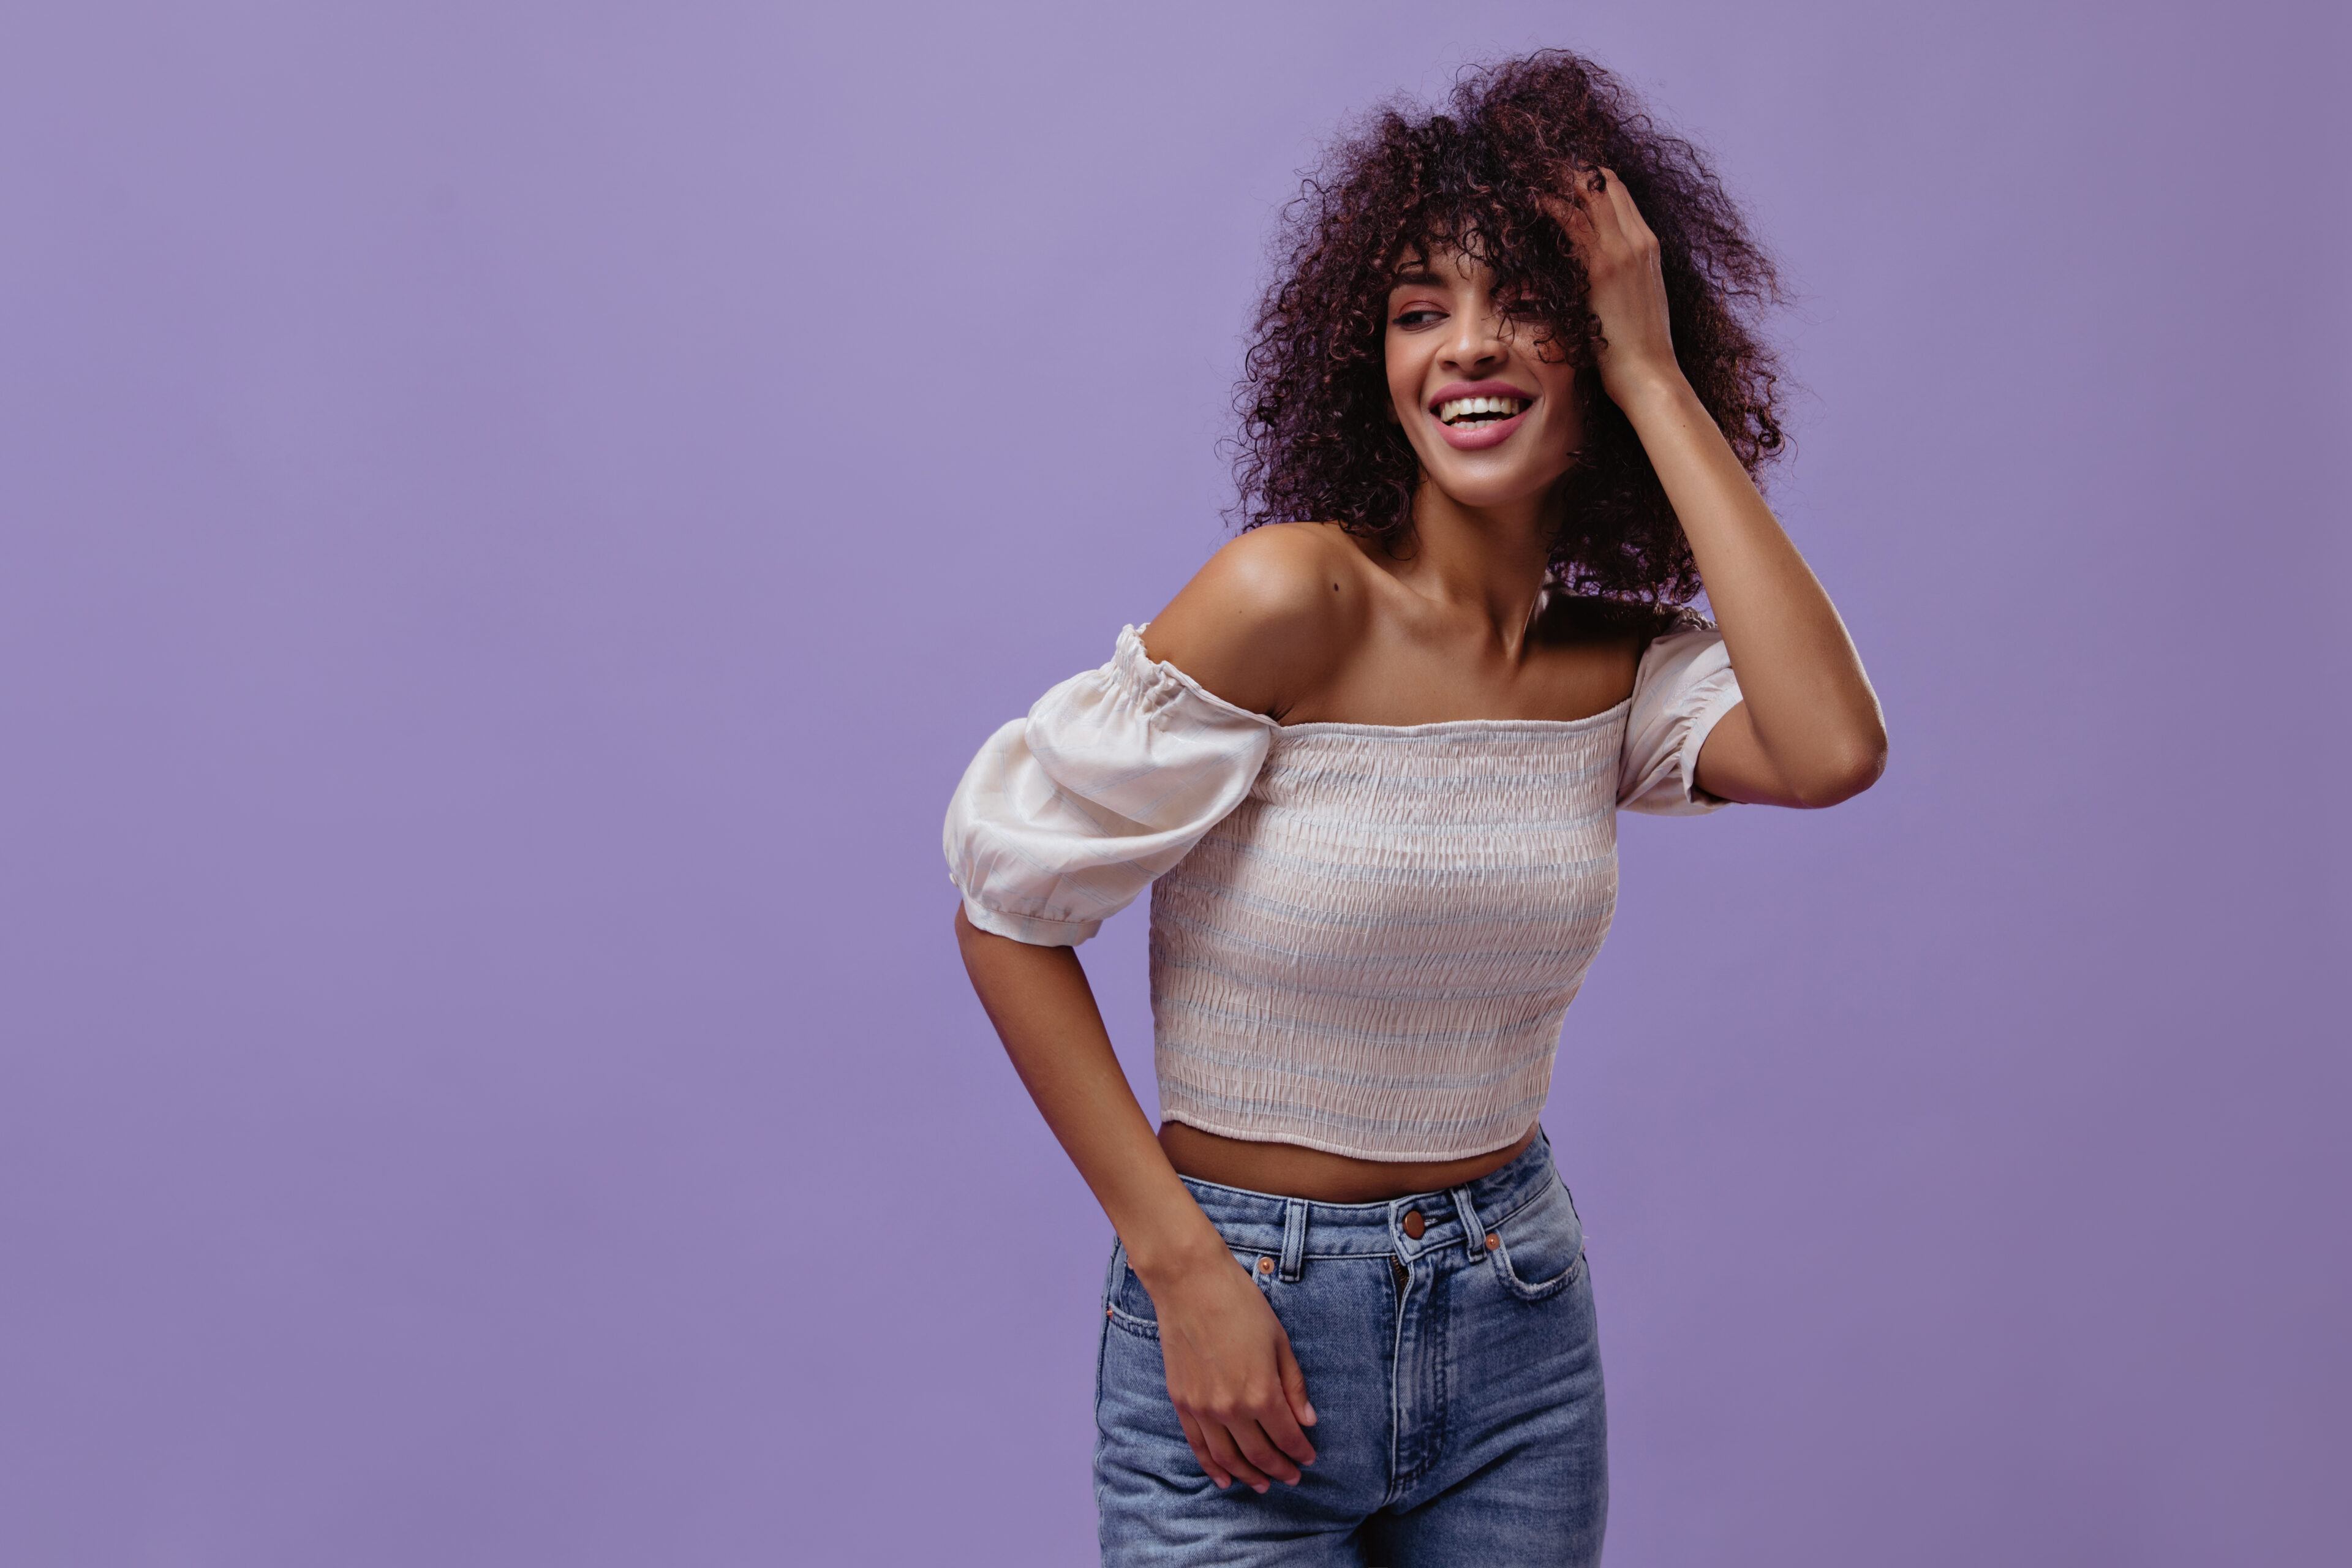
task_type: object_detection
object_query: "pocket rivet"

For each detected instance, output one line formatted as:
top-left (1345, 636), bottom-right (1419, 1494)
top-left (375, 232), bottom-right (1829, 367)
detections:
top-left (1256, 1256), bottom-right (1275, 1276)
top-left (1485, 1232), bottom-right (1501, 1251)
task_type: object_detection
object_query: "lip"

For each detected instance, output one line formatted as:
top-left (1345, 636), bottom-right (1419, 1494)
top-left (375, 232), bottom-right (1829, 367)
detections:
top-left (1426, 380), bottom-right (1538, 452)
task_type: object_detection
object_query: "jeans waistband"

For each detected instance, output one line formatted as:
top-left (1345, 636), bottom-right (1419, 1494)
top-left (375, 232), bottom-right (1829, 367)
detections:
top-left (1177, 1130), bottom-right (1562, 1267)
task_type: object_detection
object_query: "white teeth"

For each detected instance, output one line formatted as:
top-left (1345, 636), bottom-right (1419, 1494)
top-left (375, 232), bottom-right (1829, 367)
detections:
top-left (1438, 396), bottom-right (1527, 424)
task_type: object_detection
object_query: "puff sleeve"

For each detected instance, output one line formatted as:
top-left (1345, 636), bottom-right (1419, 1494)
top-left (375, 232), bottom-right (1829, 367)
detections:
top-left (1617, 626), bottom-right (1745, 815)
top-left (944, 625), bottom-right (1277, 946)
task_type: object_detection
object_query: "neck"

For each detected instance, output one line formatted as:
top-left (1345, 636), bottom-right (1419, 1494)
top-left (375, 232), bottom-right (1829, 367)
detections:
top-left (1387, 478), bottom-right (1558, 655)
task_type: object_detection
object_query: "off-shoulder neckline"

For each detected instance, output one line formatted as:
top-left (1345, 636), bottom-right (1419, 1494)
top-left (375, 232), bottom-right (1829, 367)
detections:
top-left (1118, 622), bottom-right (1637, 738)
top-left (1272, 700), bottom-right (1632, 736)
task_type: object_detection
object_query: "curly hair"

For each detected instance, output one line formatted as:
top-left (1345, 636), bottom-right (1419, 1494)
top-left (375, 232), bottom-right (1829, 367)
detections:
top-left (1233, 50), bottom-right (1785, 606)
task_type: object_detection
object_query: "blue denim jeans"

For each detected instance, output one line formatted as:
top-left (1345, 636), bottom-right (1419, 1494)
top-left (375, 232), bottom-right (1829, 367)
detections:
top-left (1095, 1133), bottom-right (1606, 1566)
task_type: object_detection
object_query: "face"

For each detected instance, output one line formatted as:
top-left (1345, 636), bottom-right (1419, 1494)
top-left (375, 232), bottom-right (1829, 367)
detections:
top-left (1384, 244), bottom-right (1584, 513)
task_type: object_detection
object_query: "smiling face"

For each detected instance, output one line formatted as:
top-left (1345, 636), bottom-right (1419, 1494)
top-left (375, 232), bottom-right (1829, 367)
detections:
top-left (1385, 244), bottom-right (1585, 515)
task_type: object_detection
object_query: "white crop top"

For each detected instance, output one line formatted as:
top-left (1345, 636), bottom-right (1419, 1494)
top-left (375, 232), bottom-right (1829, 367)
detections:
top-left (943, 623), bottom-right (1744, 1161)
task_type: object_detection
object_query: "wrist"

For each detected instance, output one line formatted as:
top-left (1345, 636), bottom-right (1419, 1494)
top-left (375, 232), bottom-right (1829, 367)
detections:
top-left (1604, 360), bottom-right (1697, 421)
top-left (1123, 1218), bottom-right (1231, 1292)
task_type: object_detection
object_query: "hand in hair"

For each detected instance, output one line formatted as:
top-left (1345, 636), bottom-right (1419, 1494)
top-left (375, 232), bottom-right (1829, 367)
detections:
top-left (1539, 167), bottom-right (1681, 410)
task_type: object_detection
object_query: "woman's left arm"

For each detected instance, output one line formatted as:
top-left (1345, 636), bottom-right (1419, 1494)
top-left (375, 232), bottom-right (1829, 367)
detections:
top-left (1551, 170), bottom-right (1887, 809)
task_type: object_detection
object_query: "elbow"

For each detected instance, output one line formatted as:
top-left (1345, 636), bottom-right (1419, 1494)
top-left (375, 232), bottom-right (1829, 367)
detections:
top-left (1788, 729), bottom-right (1887, 810)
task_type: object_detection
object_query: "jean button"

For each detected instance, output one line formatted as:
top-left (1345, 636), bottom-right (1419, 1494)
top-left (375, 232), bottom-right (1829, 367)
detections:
top-left (1401, 1209), bottom-right (1426, 1240)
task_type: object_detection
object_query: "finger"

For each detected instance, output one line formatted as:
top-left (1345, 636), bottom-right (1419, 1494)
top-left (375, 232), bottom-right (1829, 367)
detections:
top-left (1596, 168), bottom-right (1658, 244)
top-left (1552, 169), bottom-right (1630, 266)
top-left (1253, 1393), bottom-right (1318, 1472)
top-left (1202, 1422), bottom-right (1273, 1494)
top-left (1577, 168), bottom-right (1630, 239)
top-left (1230, 1417), bottom-right (1305, 1487)
top-left (1278, 1337), bottom-right (1318, 1431)
top-left (1175, 1410), bottom-right (1231, 1490)
top-left (1567, 161), bottom-right (1608, 202)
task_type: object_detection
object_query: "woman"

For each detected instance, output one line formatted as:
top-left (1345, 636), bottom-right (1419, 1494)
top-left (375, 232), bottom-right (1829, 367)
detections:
top-left (945, 50), bottom-right (1884, 1566)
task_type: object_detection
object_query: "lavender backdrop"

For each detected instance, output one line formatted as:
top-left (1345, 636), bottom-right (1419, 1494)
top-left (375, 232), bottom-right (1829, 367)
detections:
top-left (2, 2), bottom-right (2343, 1564)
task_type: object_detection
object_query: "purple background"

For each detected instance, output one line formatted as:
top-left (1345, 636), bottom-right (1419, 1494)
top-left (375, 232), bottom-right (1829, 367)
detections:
top-left (2, 2), bottom-right (2343, 1563)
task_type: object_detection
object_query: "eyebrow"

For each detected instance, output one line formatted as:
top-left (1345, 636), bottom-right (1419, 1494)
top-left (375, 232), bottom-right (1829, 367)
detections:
top-left (1388, 268), bottom-right (1446, 288)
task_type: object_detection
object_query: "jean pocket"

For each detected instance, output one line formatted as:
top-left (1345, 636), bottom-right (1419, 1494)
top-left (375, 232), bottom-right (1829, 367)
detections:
top-left (1105, 1242), bottom-right (1161, 1339)
top-left (1485, 1178), bottom-right (1586, 1302)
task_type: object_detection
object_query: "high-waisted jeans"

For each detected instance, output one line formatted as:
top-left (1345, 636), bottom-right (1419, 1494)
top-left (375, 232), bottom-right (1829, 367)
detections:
top-left (1095, 1133), bottom-right (1607, 1566)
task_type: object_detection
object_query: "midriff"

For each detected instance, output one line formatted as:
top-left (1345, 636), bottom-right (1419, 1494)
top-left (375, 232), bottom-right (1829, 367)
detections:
top-left (1159, 1120), bottom-right (1540, 1205)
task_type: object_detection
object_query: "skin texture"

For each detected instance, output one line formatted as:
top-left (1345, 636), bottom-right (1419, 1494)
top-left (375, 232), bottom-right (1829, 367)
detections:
top-left (956, 167), bottom-right (1885, 1495)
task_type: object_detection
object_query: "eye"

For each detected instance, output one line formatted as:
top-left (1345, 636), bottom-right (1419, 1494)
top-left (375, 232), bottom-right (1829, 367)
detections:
top-left (1392, 307), bottom-right (1446, 330)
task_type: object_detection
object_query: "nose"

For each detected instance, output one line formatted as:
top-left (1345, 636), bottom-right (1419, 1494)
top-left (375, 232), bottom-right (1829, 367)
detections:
top-left (1441, 304), bottom-right (1507, 375)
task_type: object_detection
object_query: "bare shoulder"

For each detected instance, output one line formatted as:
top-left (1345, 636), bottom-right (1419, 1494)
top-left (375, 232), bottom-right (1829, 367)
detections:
top-left (1140, 522), bottom-right (1371, 720)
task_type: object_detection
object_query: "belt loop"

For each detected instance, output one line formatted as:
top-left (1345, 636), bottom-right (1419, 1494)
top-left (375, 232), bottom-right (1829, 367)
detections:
top-left (1280, 1199), bottom-right (1308, 1283)
top-left (1447, 1185), bottom-right (1484, 1260)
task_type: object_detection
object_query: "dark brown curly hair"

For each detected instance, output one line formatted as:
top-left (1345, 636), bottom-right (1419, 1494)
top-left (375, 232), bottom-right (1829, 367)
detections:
top-left (1233, 50), bottom-right (1786, 607)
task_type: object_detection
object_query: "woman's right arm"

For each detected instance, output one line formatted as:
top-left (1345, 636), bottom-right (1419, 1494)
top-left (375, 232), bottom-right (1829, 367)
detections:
top-left (951, 524), bottom-right (1354, 1489)
top-left (953, 910), bottom-right (1316, 1491)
